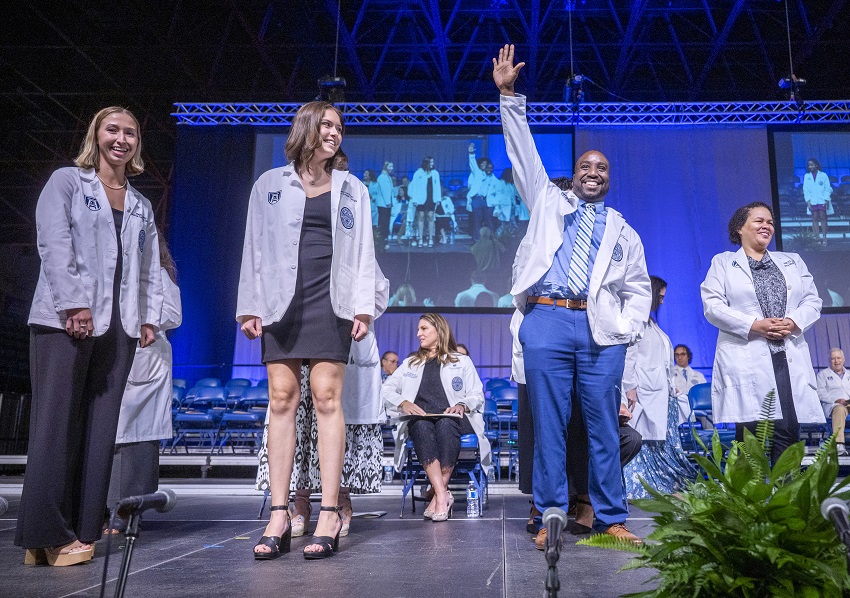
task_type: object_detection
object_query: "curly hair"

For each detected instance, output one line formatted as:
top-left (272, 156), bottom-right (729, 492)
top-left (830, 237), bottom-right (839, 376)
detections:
top-left (727, 201), bottom-right (773, 246)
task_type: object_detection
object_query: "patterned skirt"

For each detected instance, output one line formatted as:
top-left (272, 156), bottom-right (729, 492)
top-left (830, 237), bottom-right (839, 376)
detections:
top-left (255, 365), bottom-right (383, 494)
top-left (624, 393), bottom-right (697, 500)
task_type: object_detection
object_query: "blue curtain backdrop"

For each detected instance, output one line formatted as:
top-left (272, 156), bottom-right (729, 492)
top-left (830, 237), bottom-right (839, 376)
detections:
top-left (169, 126), bottom-right (256, 382)
top-left (168, 123), bottom-right (847, 387)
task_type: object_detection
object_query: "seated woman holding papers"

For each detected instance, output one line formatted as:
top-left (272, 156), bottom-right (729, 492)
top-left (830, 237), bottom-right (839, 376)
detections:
top-left (382, 313), bottom-right (490, 521)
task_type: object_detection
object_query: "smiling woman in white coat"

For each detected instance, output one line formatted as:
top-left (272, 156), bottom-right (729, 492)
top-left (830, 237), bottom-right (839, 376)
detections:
top-left (16, 106), bottom-right (163, 567)
top-left (107, 237), bottom-right (182, 532)
top-left (701, 201), bottom-right (823, 462)
top-left (237, 101), bottom-right (377, 561)
top-left (382, 314), bottom-right (490, 522)
top-left (622, 276), bottom-right (696, 499)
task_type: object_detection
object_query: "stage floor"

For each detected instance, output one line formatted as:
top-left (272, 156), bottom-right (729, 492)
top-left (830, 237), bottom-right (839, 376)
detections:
top-left (0, 482), bottom-right (658, 598)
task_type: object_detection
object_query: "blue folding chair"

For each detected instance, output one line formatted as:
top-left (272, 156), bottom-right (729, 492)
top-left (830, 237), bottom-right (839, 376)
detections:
top-left (170, 387), bottom-right (227, 453)
top-left (225, 378), bottom-right (252, 390)
top-left (225, 384), bottom-right (248, 408)
top-left (490, 388), bottom-right (519, 480)
top-left (683, 383), bottom-right (735, 455)
top-left (217, 406), bottom-right (264, 453)
top-left (399, 433), bottom-right (488, 518)
top-left (194, 377), bottom-right (222, 387)
top-left (485, 378), bottom-right (511, 395)
top-left (172, 378), bottom-right (188, 390)
top-left (257, 379), bottom-right (269, 388)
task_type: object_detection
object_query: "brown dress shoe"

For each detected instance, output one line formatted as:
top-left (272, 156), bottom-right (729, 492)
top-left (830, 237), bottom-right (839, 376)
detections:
top-left (603, 523), bottom-right (642, 545)
top-left (534, 527), bottom-right (547, 550)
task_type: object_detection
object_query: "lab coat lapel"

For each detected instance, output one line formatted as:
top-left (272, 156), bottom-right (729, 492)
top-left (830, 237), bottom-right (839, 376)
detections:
top-left (731, 247), bottom-right (752, 281)
top-left (80, 169), bottom-right (117, 242)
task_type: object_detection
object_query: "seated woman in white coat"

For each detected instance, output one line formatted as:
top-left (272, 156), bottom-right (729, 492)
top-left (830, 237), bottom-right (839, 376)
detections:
top-left (701, 202), bottom-right (823, 463)
top-left (623, 276), bottom-right (696, 499)
top-left (382, 313), bottom-right (490, 521)
top-left (107, 236), bottom-right (182, 532)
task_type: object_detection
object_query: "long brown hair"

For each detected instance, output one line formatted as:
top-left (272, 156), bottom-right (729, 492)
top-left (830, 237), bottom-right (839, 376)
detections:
top-left (158, 234), bottom-right (178, 284)
top-left (284, 101), bottom-right (348, 176)
top-left (74, 106), bottom-right (144, 176)
top-left (410, 313), bottom-right (459, 366)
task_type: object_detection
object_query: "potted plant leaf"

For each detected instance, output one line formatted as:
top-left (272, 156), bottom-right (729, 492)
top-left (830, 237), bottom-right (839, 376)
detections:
top-left (579, 391), bottom-right (850, 597)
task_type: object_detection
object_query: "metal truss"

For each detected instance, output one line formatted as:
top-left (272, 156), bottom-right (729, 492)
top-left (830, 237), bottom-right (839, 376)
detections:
top-left (173, 100), bottom-right (850, 127)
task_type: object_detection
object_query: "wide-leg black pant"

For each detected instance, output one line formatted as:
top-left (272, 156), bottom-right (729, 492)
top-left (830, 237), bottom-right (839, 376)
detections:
top-left (16, 323), bottom-right (136, 548)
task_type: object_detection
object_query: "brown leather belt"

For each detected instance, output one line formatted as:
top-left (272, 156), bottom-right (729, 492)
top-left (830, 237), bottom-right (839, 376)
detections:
top-left (527, 296), bottom-right (588, 310)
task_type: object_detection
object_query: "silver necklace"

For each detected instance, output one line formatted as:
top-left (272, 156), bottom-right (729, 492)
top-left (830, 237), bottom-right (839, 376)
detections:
top-left (96, 173), bottom-right (127, 190)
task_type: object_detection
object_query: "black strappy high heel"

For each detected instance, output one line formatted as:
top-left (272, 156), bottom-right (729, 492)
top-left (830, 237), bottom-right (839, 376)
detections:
top-left (253, 504), bottom-right (291, 560)
top-left (303, 505), bottom-right (342, 560)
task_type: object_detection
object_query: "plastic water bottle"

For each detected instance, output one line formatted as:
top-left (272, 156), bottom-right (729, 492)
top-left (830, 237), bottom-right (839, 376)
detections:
top-left (487, 467), bottom-right (496, 484)
top-left (466, 482), bottom-right (480, 518)
top-left (481, 483), bottom-right (488, 509)
top-left (383, 465), bottom-right (393, 483)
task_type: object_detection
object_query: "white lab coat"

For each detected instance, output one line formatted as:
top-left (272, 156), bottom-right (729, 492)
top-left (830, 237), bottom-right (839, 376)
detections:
top-left (701, 248), bottom-right (824, 423)
top-left (342, 264), bottom-right (389, 424)
top-left (236, 163), bottom-right (377, 324)
top-left (382, 354), bottom-right (491, 471)
top-left (409, 168), bottom-right (441, 207)
top-left (466, 153), bottom-right (502, 211)
top-left (622, 320), bottom-right (674, 441)
top-left (500, 94), bottom-right (651, 346)
top-left (28, 167), bottom-right (163, 337)
top-left (436, 195), bottom-right (457, 227)
top-left (375, 172), bottom-right (393, 209)
top-left (510, 309), bottom-right (525, 384)
top-left (803, 170), bottom-right (834, 215)
top-left (115, 271), bottom-right (182, 443)
top-left (672, 365), bottom-right (707, 423)
top-left (817, 368), bottom-right (850, 420)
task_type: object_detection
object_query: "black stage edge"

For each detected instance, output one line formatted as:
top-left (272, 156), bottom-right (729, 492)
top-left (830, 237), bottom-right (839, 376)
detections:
top-left (0, 490), bottom-right (657, 598)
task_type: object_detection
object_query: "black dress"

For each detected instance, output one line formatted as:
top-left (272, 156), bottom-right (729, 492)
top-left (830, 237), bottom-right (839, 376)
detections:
top-left (262, 191), bottom-right (353, 363)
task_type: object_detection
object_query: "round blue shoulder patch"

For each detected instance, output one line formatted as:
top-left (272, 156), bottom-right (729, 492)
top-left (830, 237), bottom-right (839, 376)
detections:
top-left (451, 376), bottom-right (463, 391)
top-left (340, 206), bottom-right (355, 229)
top-left (138, 229), bottom-right (146, 253)
top-left (612, 242), bottom-right (623, 262)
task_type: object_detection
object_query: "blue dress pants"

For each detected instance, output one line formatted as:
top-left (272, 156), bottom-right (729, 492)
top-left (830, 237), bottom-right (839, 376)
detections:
top-left (519, 302), bottom-right (628, 530)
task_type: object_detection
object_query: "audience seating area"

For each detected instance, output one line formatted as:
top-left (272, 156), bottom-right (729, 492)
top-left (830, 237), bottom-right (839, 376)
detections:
top-left (167, 377), bottom-right (267, 454)
top-left (163, 375), bottom-right (834, 477)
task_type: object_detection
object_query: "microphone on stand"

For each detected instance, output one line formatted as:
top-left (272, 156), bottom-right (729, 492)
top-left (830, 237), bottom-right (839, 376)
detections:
top-left (542, 507), bottom-right (568, 597)
top-left (821, 498), bottom-right (850, 548)
top-left (821, 497), bottom-right (850, 576)
top-left (543, 506), bottom-right (568, 551)
top-left (116, 489), bottom-right (177, 519)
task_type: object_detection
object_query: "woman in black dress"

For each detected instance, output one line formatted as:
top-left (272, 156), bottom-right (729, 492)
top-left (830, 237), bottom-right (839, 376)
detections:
top-left (237, 101), bottom-right (377, 559)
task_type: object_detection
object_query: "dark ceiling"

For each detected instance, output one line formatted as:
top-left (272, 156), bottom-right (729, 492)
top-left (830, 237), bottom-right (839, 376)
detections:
top-left (2, 0), bottom-right (850, 246)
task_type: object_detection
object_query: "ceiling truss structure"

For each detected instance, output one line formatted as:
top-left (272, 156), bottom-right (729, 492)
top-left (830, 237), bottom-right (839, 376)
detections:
top-left (172, 99), bottom-right (850, 126)
top-left (2, 0), bottom-right (850, 246)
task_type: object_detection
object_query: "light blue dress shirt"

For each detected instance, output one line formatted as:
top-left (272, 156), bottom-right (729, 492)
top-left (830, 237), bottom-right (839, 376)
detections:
top-left (529, 199), bottom-right (607, 300)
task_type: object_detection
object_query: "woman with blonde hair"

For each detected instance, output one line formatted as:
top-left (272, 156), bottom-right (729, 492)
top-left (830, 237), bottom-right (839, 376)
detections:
top-left (382, 314), bottom-right (490, 521)
top-left (17, 106), bottom-right (162, 566)
top-left (237, 101), bottom-right (377, 560)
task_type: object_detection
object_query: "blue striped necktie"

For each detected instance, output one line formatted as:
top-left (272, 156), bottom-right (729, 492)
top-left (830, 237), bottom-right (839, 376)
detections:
top-left (567, 203), bottom-right (596, 296)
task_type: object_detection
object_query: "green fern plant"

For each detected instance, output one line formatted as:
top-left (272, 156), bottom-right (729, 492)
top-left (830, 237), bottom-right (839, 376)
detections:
top-left (579, 391), bottom-right (850, 597)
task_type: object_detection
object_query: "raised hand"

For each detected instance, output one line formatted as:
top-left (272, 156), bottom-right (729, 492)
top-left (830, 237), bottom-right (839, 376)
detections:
top-left (492, 44), bottom-right (525, 96)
